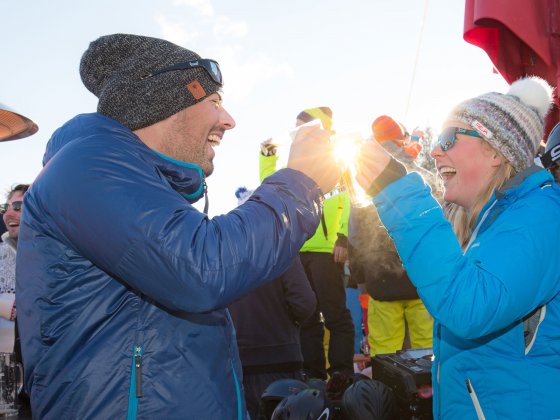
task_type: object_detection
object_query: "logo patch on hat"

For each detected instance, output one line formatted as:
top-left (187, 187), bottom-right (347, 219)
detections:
top-left (186, 80), bottom-right (207, 100)
top-left (471, 120), bottom-right (493, 139)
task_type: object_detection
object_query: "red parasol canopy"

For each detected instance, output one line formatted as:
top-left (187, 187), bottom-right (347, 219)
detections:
top-left (463, 0), bottom-right (560, 138)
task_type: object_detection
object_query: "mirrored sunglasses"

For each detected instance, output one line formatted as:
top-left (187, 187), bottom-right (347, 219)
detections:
top-left (437, 127), bottom-right (483, 151)
top-left (140, 58), bottom-right (223, 86)
top-left (0, 201), bottom-right (23, 214)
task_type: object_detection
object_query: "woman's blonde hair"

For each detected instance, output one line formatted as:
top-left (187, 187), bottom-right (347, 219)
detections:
top-left (446, 147), bottom-right (516, 248)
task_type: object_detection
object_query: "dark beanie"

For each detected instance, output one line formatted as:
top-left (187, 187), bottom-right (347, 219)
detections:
top-left (80, 33), bottom-right (222, 131)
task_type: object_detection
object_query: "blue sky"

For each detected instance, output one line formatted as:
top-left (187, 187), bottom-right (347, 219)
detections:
top-left (1, 0), bottom-right (508, 215)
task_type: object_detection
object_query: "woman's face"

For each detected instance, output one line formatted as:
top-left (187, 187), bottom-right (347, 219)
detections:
top-left (430, 121), bottom-right (502, 210)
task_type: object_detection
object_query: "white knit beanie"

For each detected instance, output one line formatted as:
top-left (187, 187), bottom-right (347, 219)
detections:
top-left (446, 76), bottom-right (554, 172)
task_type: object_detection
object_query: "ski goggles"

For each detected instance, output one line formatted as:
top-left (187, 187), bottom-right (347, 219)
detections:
top-left (437, 127), bottom-right (483, 152)
top-left (0, 201), bottom-right (23, 214)
top-left (140, 58), bottom-right (223, 86)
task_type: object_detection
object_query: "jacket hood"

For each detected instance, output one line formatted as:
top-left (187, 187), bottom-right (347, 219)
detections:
top-left (43, 113), bottom-right (205, 203)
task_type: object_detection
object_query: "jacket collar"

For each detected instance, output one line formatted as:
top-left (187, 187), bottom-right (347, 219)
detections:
top-left (477, 165), bottom-right (554, 224)
top-left (44, 113), bottom-right (206, 205)
top-left (494, 165), bottom-right (548, 200)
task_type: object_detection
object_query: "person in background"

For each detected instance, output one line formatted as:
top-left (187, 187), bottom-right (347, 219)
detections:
top-left (541, 121), bottom-right (560, 183)
top-left (260, 107), bottom-right (355, 381)
top-left (355, 77), bottom-right (560, 418)
top-left (348, 116), bottom-right (435, 357)
top-left (0, 104), bottom-right (38, 241)
top-left (16, 34), bottom-right (340, 419)
top-left (0, 184), bottom-right (32, 414)
top-left (0, 184), bottom-right (29, 353)
top-left (229, 186), bottom-right (316, 420)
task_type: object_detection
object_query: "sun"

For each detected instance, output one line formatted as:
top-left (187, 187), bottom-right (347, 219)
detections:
top-left (331, 132), bottom-right (362, 169)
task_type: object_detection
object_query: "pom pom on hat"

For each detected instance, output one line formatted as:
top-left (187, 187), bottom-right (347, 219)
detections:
top-left (445, 76), bottom-right (554, 172)
top-left (507, 76), bottom-right (553, 120)
top-left (296, 107), bottom-right (333, 132)
top-left (371, 115), bottom-right (406, 143)
top-left (80, 33), bottom-right (222, 131)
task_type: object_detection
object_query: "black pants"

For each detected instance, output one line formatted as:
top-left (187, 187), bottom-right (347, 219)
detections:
top-left (299, 252), bottom-right (355, 380)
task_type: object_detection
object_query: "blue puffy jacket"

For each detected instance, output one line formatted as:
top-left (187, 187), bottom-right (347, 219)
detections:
top-left (16, 113), bottom-right (323, 419)
top-left (374, 167), bottom-right (560, 419)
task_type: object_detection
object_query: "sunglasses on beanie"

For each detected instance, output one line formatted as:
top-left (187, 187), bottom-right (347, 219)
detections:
top-left (140, 58), bottom-right (223, 86)
top-left (437, 127), bottom-right (483, 151)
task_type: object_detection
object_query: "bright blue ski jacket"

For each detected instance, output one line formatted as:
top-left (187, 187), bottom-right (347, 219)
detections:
top-left (374, 167), bottom-right (560, 419)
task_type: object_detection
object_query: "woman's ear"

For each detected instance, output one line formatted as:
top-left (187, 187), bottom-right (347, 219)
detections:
top-left (491, 152), bottom-right (503, 167)
top-left (482, 142), bottom-right (504, 167)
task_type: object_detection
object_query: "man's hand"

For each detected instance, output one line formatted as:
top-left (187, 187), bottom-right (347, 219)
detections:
top-left (288, 124), bottom-right (340, 194)
top-left (332, 245), bottom-right (348, 264)
top-left (355, 140), bottom-right (392, 192)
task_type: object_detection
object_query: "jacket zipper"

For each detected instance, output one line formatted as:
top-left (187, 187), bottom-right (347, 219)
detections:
top-left (466, 379), bottom-right (486, 420)
top-left (127, 344), bottom-right (143, 420)
top-left (135, 345), bottom-right (143, 397)
top-left (436, 324), bottom-right (441, 417)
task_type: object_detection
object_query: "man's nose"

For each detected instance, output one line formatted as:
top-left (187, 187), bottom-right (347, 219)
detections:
top-left (221, 108), bottom-right (236, 130)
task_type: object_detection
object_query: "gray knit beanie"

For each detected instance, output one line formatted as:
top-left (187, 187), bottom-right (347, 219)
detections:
top-left (80, 33), bottom-right (222, 131)
top-left (445, 76), bottom-right (554, 172)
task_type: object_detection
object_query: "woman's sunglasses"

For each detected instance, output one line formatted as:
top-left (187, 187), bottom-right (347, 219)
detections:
top-left (0, 201), bottom-right (23, 214)
top-left (437, 127), bottom-right (483, 151)
top-left (140, 58), bottom-right (223, 86)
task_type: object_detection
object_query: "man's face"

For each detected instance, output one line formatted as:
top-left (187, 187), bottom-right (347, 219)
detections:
top-left (2, 191), bottom-right (24, 241)
top-left (160, 93), bottom-right (235, 176)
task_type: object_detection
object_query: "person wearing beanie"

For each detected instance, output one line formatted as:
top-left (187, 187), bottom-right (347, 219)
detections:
top-left (348, 117), bottom-right (440, 360)
top-left (16, 34), bottom-right (341, 419)
top-left (296, 107), bottom-right (334, 133)
top-left (260, 107), bottom-right (355, 381)
top-left (354, 76), bottom-right (560, 418)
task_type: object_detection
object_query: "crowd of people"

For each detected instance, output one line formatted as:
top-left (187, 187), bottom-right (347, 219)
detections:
top-left (1, 32), bottom-right (559, 419)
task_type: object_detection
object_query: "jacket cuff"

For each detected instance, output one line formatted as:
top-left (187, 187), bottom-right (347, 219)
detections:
top-left (366, 157), bottom-right (407, 197)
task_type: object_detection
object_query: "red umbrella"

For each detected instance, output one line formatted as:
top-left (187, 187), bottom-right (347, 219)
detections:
top-left (463, 0), bottom-right (560, 137)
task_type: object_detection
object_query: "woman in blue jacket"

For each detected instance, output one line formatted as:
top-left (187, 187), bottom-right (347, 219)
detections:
top-left (355, 77), bottom-right (560, 419)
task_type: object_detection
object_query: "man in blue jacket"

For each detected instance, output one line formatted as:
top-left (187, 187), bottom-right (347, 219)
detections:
top-left (15, 33), bottom-right (340, 419)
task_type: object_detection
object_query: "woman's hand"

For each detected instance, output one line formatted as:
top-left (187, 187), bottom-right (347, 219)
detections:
top-left (355, 140), bottom-right (392, 192)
